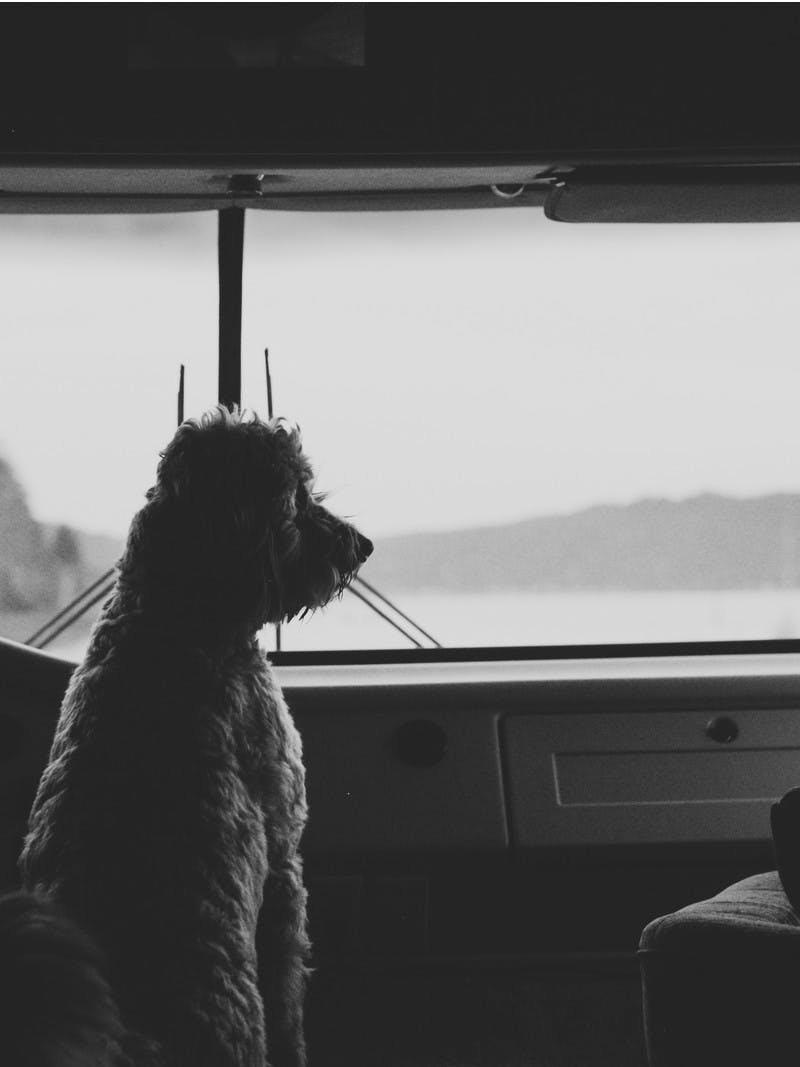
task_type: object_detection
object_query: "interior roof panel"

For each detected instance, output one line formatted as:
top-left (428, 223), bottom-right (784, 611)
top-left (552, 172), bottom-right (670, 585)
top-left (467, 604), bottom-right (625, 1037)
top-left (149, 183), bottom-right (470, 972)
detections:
top-left (3, 9), bottom-right (800, 160)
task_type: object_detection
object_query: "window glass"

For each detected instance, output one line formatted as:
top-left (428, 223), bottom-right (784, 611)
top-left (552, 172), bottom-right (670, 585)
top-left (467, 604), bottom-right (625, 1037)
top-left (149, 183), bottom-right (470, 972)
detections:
top-left (242, 209), bottom-right (800, 650)
top-left (0, 213), bottom-right (218, 659)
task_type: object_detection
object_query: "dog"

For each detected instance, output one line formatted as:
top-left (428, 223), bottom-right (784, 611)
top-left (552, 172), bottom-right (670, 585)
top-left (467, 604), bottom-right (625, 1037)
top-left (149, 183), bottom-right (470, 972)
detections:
top-left (14, 406), bottom-right (373, 1066)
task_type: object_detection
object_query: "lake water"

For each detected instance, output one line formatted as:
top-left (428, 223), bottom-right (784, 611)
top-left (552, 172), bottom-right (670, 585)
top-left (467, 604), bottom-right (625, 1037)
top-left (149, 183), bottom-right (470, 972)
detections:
top-left (44, 588), bottom-right (800, 661)
top-left (264, 587), bottom-right (800, 653)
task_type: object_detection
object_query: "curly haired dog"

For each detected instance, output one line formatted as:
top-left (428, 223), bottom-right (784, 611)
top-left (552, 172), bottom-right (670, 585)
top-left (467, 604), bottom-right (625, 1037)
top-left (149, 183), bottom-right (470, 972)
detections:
top-left (15, 407), bottom-right (373, 1066)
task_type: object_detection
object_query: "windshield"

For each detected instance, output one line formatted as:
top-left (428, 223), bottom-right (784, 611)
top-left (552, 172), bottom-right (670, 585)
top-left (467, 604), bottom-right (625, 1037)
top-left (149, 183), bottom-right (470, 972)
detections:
top-left (242, 210), bottom-right (800, 651)
top-left (0, 214), bottom-right (218, 657)
top-left (3, 209), bottom-right (800, 656)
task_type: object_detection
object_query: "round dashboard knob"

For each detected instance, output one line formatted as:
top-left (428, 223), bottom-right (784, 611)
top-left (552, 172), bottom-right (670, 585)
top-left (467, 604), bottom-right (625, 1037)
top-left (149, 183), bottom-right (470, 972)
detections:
top-left (392, 719), bottom-right (447, 767)
top-left (705, 716), bottom-right (739, 744)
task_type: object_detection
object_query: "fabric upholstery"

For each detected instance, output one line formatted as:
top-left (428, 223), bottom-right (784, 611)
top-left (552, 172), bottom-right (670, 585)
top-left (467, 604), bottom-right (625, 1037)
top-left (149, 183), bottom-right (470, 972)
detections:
top-left (641, 871), bottom-right (800, 956)
top-left (639, 872), bottom-right (800, 1067)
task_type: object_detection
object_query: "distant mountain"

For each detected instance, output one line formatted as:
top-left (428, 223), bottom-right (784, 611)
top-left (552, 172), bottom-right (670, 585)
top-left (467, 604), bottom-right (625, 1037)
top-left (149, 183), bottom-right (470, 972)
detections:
top-left (364, 493), bottom-right (800, 593)
top-left (0, 451), bottom-right (127, 613)
top-left (0, 458), bottom-right (59, 610)
top-left (5, 466), bottom-right (800, 612)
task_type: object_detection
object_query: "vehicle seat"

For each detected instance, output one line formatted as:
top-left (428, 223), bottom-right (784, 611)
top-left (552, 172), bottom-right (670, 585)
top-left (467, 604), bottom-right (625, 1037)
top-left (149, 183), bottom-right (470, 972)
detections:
top-left (0, 638), bottom-right (68, 892)
top-left (639, 870), bottom-right (800, 1066)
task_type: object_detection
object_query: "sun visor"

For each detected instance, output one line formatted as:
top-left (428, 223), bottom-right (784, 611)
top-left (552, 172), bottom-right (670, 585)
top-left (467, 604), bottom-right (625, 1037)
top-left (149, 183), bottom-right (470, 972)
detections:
top-left (545, 168), bottom-right (800, 223)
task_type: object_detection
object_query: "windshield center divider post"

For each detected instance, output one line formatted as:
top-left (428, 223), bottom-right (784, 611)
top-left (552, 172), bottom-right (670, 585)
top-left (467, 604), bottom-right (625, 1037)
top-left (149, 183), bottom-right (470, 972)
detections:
top-left (218, 207), bottom-right (244, 410)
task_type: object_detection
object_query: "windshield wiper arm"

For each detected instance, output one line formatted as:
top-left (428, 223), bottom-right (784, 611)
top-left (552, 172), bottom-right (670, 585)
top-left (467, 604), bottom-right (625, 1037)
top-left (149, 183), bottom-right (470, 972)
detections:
top-left (345, 583), bottom-right (424, 648)
top-left (26, 566), bottom-right (117, 649)
top-left (351, 575), bottom-right (442, 648)
top-left (26, 568), bottom-right (442, 653)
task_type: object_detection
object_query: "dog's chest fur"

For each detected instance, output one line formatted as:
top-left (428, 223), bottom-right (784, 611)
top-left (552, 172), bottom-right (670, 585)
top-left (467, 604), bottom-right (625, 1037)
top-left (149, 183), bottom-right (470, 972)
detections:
top-left (20, 614), bottom-right (304, 967)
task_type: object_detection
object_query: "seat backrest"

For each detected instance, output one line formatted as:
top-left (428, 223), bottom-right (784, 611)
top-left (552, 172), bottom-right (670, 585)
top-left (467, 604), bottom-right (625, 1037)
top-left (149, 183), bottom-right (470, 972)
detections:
top-left (0, 638), bottom-right (70, 892)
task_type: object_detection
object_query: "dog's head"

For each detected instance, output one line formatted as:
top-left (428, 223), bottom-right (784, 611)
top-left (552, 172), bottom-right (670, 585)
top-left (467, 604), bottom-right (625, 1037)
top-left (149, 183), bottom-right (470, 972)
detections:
top-left (120, 406), bottom-right (372, 631)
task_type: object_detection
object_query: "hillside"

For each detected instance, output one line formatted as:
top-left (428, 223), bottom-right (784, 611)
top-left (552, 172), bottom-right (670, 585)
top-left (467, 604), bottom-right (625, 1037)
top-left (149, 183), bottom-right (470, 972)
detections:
top-left (364, 493), bottom-right (800, 593)
top-left (0, 458), bottom-right (58, 610)
top-left (0, 452), bottom-right (126, 616)
top-left (4, 463), bottom-right (800, 616)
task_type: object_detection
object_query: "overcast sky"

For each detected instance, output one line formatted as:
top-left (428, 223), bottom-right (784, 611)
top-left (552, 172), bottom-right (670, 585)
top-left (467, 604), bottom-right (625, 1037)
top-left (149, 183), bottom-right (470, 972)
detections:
top-left (2, 208), bottom-right (800, 540)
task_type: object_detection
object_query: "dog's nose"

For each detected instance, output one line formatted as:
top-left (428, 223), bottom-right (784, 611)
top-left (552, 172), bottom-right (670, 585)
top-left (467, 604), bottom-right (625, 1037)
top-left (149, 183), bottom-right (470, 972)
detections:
top-left (357, 534), bottom-right (374, 562)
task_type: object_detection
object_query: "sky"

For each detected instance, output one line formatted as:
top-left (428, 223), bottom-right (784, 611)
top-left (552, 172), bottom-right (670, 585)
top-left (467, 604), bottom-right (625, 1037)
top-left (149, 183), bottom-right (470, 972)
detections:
top-left (2, 208), bottom-right (800, 541)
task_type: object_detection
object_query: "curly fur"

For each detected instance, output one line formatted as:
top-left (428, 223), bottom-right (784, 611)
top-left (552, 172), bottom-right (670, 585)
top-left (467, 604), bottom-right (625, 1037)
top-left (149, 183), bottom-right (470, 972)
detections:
top-left (16, 407), bottom-right (373, 1067)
